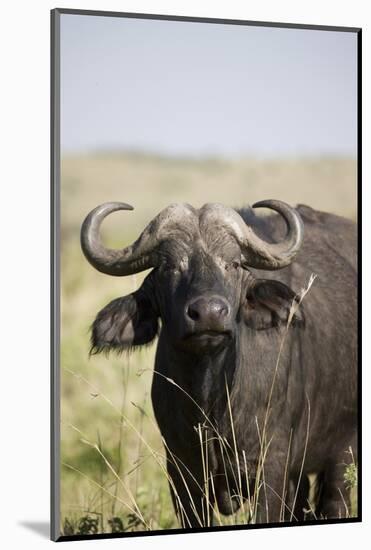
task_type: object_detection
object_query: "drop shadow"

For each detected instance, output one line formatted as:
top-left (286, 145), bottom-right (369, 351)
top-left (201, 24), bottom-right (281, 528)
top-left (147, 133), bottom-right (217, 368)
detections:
top-left (18, 521), bottom-right (50, 539)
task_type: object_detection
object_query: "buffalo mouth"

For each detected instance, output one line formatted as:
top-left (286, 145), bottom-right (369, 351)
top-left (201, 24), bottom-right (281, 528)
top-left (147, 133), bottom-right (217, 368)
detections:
top-left (179, 329), bottom-right (232, 351)
top-left (184, 329), bottom-right (231, 340)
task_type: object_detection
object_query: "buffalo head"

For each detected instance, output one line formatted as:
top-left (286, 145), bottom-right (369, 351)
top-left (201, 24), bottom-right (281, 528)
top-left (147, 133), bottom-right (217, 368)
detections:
top-left (81, 200), bottom-right (304, 356)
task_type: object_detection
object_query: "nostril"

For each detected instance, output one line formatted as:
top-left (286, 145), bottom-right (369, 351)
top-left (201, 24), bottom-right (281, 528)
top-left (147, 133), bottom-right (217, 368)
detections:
top-left (187, 304), bottom-right (200, 321)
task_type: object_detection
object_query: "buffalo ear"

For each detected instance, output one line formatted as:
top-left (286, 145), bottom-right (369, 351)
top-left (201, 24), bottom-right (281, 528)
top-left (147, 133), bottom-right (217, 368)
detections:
top-left (90, 292), bottom-right (158, 354)
top-left (243, 279), bottom-right (304, 330)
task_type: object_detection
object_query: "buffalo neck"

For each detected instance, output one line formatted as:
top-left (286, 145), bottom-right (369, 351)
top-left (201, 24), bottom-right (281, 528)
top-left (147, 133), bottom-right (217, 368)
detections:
top-left (154, 332), bottom-right (238, 427)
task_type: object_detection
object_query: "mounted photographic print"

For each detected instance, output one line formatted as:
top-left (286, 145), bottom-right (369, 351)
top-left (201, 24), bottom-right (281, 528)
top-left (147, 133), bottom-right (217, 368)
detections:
top-left (51, 8), bottom-right (361, 542)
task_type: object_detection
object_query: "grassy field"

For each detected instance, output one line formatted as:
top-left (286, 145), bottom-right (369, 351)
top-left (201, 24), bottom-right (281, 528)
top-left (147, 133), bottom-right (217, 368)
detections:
top-left (60, 153), bottom-right (357, 535)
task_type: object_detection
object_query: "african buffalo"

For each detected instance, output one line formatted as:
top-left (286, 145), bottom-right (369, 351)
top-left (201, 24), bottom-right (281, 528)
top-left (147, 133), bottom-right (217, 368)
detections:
top-left (81, 199), bottom-right (357, 527)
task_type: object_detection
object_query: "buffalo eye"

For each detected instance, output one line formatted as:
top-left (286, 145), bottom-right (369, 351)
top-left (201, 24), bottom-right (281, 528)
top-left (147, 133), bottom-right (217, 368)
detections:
top-left (159, 262), bottom-right (179, 275)
top-left (225, 260), bottom-right (240, 271)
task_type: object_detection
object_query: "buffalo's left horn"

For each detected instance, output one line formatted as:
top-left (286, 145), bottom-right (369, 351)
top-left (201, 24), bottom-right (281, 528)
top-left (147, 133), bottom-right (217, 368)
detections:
top-left (200, 200), bottom-right (303, 270)
top-left (245, 199), bottom-right (304, 269)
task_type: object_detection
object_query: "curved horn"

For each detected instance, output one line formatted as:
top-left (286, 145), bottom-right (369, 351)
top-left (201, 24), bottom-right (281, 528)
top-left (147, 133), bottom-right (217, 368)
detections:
top-left (247, 199), bottom-right (304, 269)
top-left (81, 201), bottom-right (196, 276)
top-left (200, 200), bottom-right (303, 270)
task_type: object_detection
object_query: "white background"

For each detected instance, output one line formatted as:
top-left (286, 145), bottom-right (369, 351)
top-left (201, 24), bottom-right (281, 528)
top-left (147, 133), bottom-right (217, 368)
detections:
top-left (0, 1), bottom-right (368, 549)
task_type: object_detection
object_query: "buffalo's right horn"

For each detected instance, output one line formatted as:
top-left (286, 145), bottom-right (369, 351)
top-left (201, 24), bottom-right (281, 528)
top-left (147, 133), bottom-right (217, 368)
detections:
top-left (80, 201), bottom-right (196, 276)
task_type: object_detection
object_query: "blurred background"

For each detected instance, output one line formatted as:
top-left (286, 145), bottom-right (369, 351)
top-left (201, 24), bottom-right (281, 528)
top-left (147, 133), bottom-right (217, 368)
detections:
top-left (59, 13), bottom-right (357, 534)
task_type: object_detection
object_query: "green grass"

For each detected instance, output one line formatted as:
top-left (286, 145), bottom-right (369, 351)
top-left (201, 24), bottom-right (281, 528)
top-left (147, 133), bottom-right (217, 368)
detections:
top-left (59, 152), bottom-right (357, 535)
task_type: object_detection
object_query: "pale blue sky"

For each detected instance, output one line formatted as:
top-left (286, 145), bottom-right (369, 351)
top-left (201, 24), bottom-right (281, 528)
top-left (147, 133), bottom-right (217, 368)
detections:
top-left (60, 14), bottom-right (357, 158)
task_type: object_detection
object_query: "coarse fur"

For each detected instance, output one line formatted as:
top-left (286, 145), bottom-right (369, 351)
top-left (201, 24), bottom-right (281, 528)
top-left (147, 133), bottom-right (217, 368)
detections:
top-left (90, 203), bottom-right (357, 527)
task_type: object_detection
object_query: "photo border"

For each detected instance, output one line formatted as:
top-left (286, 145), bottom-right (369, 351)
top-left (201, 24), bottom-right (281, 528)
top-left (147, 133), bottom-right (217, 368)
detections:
top-left (51, 7), bottom-right (362, 542)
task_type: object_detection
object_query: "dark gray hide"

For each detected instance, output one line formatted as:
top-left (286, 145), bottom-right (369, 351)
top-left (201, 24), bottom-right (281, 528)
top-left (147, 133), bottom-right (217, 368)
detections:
top-left (82, 201), bottom-right (357, 527)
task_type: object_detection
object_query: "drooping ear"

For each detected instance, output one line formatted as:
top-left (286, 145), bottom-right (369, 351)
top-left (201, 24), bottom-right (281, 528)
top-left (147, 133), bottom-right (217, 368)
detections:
top-left (243, 279), bottom-right (304, 330)
top-left (90, 290), bottom-right (159, 355)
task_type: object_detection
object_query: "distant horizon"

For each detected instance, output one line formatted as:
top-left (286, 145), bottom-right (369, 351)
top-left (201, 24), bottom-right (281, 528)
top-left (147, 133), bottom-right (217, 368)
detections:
top-left (61, 147), bottom-right (357, 161)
